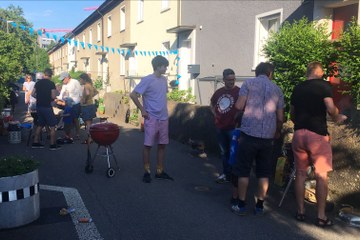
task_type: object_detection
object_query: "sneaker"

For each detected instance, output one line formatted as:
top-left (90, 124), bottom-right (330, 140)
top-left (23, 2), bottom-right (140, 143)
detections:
top-left (230, 198), bottom-right (239, 209)
top-left (232, 205), bottom-right (247, 216)
top-left (49, 144), bottom-right (61, 151)
top-left (254, 207), bottom-right (264, 216)
top-left (63, 138), bottom-right (74, 144)
top-left (216, 174), bottom-right (230, 184)
top-left (143, 172), bottom-right (151, 183)
top-left (32, 143), bottom-right (45, 149)
top-left (155, 171), bottom-right (174, 181)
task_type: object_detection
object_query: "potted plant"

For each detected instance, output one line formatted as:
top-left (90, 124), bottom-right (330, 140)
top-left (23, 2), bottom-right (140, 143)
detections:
top-left (0, 155), bottom-right (40, 229)
top-left (97, 98), bottom-right (105, 114)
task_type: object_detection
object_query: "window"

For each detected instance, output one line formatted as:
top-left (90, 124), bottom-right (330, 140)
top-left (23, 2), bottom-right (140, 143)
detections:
top-left (120, 7), bottom-right (126, 31)
top-left (161, 0), bottom-right (169, 11)
top-left (120, 54), bottom-right (125, 75)
top-left (253, 9), bottom-right (282, 68)
top-left (107, 15), bottom-right (112, 37)
top-left (82, 34), bottom-right (86, 48)
top-left (97, 22), bottom-right (101, 42)
top-left (138, 0), bottom-right (144, 22)
top-left (89, 29), bottom-right (93, 44)
top-left (97, 58), bottom-right (101, 77)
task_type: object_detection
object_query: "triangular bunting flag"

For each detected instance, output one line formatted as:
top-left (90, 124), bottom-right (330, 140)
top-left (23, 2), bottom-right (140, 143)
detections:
top-left (88, 43), bottom-right (92, 49)
top-left (100, 46), bottom-right (104, 51)
top-left (20, 24), bottom-right (26, 30)
top-left (29, 28), bottom-right (34, 35)
top-left (60, 37), bottom-right (65, 43)
top-left (53, 35), bottom-right (57, 41)
top-left (10, 22), bottom-right (17, 27)
top-left (37, 29), bottom-right (42, 36)
top-left (111, 48), bottom-right (115, 53)
top-left (105, 47), bottom-right (109, 52)
top-left (117, 48), bottom-right (121, 54)
top-left (94, 45), bottom-right (98, 51)
top-left (80, 42), bottom-right (85, 49)
top-left (45, 33), bottom-right (50, 38)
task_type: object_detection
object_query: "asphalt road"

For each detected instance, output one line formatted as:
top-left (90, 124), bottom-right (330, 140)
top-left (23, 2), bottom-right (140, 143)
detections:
top-left (1, 92), bottom-right (359, 240)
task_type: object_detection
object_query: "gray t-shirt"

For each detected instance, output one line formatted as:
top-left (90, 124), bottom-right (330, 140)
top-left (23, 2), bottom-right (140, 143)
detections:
top-left (133, 74), bottom-right (168, 120)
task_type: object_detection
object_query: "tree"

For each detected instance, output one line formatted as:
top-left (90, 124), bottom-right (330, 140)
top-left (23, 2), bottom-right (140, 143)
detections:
top-left (0, 5), bottom-right (36, 73)
top-left (337, 20), bottom-right (360, 108)
top-left (0, 29), bottom-right (26, 105)
top-left (263, 18), bottom-right (336, 115)
top-left (0, 5), bottom-right (51, 108)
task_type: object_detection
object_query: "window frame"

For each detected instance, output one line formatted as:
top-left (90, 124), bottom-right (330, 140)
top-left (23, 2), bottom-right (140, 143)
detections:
top-left (120, 6), bottom-right (126, 32)
top-left (97, 22), bottom-right (101, 42)
top-left (252, 9), bottom-right (283, 70)
top-left (107, 15), bottom-right (112, 37)
top-left (137, 0), bottom-right (144, 23)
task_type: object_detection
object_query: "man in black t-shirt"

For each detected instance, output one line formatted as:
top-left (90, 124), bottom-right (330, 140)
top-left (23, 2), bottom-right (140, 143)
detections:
top-left (290, 62), bottom-right (346, 227)
top-left (31, 68), bottom-right (61, 150)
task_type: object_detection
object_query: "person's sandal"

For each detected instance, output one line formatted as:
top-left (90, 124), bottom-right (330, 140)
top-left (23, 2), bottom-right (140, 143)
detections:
top-left (295, 212), bottom-right (306, 222)
top-left (315, 218), bottom-right (334, 228)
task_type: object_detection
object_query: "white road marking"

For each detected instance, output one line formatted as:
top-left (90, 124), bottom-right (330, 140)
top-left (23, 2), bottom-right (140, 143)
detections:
top-left (40, 184), bottom-right (103, 240)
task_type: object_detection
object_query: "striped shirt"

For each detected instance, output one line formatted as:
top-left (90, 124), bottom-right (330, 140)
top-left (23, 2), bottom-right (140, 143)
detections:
top-left (239, 75), bottom-right (284, 139)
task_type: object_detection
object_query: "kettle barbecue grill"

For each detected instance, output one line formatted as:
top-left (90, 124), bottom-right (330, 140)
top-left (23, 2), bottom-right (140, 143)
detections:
top-left (85, 122), bottom-right (120, 177)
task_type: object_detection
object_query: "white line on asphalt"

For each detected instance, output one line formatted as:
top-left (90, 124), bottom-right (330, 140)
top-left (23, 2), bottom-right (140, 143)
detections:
top-left (40, 184), bottom-right (103, 240)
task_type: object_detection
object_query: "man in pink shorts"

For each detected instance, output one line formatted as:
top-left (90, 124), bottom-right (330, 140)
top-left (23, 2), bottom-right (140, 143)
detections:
top-left (290, 62), bottom-right (347, 227)
top-left (130, 55), bottom-right (174, 183)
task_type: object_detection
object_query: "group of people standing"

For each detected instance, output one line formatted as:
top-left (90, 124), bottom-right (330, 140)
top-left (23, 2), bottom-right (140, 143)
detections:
top-left (21, 56), bottom-right (346, 228)
top-left (129, 56), bottom-right (346, 227)
top-left (25, 68), bottom-right (97, 150)
top-left (210, 61), bottom-right (346, 227)
top-left (130, 55), bottom-right (346, 227)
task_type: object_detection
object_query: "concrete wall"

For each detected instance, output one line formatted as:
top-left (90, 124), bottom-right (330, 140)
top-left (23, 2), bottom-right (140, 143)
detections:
top-left (104, 93), bottom-right (219, 154)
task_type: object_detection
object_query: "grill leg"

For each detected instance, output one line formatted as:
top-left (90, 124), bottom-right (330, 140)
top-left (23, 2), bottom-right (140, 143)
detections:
top-left (89, 145), bottom-right (100, 166)
top-left (109, 145), bottom-right (120, 170)
top-left (279, 168), bottom-right (296, 207)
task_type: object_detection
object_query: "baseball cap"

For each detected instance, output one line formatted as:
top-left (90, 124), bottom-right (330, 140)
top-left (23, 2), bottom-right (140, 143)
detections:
top-left (59, 72), bottom-right (70, 81)
top-left (36, 72), bottom-right (44, 80)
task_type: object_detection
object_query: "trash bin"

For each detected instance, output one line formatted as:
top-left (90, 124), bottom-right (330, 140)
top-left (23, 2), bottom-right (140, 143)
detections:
top-left (8, 121), bottom-right (21, 144)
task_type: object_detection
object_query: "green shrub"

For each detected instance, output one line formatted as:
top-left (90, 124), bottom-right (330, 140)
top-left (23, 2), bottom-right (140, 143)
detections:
top-left (167, 88), bottom-right (196, 103)
top-left (94, 77), bottom-right (103, 90)
top-left (0, 155), bottom-right (39, 177)
top-left (337, 20), bottom-right (360, 107)
top-left (264, 17), bottom-right (336, 116)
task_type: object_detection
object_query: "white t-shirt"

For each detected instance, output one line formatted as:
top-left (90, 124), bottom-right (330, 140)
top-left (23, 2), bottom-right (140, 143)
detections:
top-left (58, 78), bottom-right (82, 104)
top-left (23, 81), bottom-right (35, 103)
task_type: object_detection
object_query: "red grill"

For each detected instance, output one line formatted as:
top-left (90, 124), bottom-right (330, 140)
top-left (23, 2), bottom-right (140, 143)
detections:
top-left (86, 122), bottom-right (120, 178)
top-left (89, 122), bottom-right (120, 146)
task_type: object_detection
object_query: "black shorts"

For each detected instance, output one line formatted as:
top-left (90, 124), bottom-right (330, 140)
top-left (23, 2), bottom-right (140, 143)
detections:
top-left (232, 132), bottom-right (274, 178)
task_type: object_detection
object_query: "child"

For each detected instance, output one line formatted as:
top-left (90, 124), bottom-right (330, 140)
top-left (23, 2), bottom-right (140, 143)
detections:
top-left (57, 98), bottom-right (75, 144)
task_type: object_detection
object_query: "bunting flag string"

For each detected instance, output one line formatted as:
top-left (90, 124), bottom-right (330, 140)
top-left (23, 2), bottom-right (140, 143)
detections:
top-left (2, 18), bottom-right (180, 58)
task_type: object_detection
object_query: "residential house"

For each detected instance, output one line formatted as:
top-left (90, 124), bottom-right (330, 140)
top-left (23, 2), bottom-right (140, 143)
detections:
top-left (48, 0), bottom-right (359, 106)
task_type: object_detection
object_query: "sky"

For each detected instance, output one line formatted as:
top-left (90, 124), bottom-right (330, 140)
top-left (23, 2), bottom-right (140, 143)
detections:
top-left (0, 0), bottom-right (105, 34)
